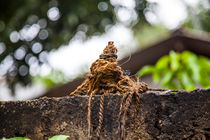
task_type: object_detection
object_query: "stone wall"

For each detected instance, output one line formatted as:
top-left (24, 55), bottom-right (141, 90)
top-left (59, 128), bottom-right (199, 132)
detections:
top-left (1, 89), bottom-right (210, 140)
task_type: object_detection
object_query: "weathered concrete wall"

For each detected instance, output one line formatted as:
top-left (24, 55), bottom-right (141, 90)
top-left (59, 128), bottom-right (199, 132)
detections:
top-left (1, 89), bottom-right (210, 140)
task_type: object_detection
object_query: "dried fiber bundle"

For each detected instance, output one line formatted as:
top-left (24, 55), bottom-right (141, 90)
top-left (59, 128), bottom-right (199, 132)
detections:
top-left (70, 41), bottom-right (148, 96)
top-left (70, 41), bottom-right (149, 140)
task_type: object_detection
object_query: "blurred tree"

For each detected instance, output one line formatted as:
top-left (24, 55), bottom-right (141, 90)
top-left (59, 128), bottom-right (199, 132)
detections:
top-left (0, 0), bottom-right (151, 94)
top-left (183, 0), bottom-right (210, 33)
top-left (33, 69), bottom-right (69, 90)
top-left (135, 24), bottom-right (169, 47)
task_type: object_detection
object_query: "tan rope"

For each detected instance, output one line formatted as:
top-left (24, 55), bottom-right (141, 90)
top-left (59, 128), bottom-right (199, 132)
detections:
top-left (120, 92), bottom-right (133, 140)
top-left (70, 42), bottom-right (153, 139)
top-left (87, 90), bottom-right (96, 140)
top-left (96, 92), bottom-right (107, 139)
top-left (133, 92), bottom-right (141, 118)
top-left (70, 79), bottom-right (88, 96)
top-left (116, 92), bottom-right (129, 138)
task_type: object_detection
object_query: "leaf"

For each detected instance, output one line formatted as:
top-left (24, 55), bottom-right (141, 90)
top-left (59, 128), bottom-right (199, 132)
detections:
top-left (163, 80), bottom-right (178, 90)
top-left (153, 70), bottom-right (161, 83)
top-left (48, 135), bottom-right (69, 140)
top-left (137, 50), bottom-right (210, 90)
top-left (181, 51), bottom-right (195, 64)
top-left (161, 70), bottom-right (173, 86)
top-left (137, 65), bottom-right (154, 77)
top-left (0, 137), bottom-right (30, 140)
top-left (156, 55), bottom-right (169, 69)
top-left (199, 56), bottom-right (210, 72)
top-left (181, 51), bottom-right (201, 82)
top-left (169, 51), bottom-right (180, 71)
top-left (199, 72), bottom-right (210, 88)
top-left (178, 71), bottom-right (195, 91)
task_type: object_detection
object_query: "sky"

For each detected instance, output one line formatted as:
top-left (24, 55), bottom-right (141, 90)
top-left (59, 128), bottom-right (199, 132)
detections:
top-left (0, 0), bottom-right (200, 100)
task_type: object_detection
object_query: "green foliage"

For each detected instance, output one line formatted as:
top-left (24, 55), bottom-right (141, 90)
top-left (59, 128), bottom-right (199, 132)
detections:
top-left (0, 137), bottom-right (29, 140)
top-left (182, 1), bottom-right (210, 33)
top-left (1, 135), bottom-right (69, 140)
top-left (33, 69), bottom-right (68, 89)
top-left (137, 51), bottom-right (210, 90)
top-left (48, 135), bottom-right (69, 140)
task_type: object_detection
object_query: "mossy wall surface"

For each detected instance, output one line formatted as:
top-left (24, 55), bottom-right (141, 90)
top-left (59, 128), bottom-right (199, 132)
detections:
top-left (1, 89), bottom-right (210, 140)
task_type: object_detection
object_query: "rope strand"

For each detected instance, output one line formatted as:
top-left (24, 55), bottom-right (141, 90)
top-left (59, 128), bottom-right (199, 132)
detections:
top-left (121, 92), bottom-right (133, 140)
top-left (96, 93), bottom-right (107, 139)
top-left (133, 92), bottom-right (141, 118)
top-left (87, 90), bottom-right (96, 140)
top-left (116, 92), bottom-right (129, 138)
